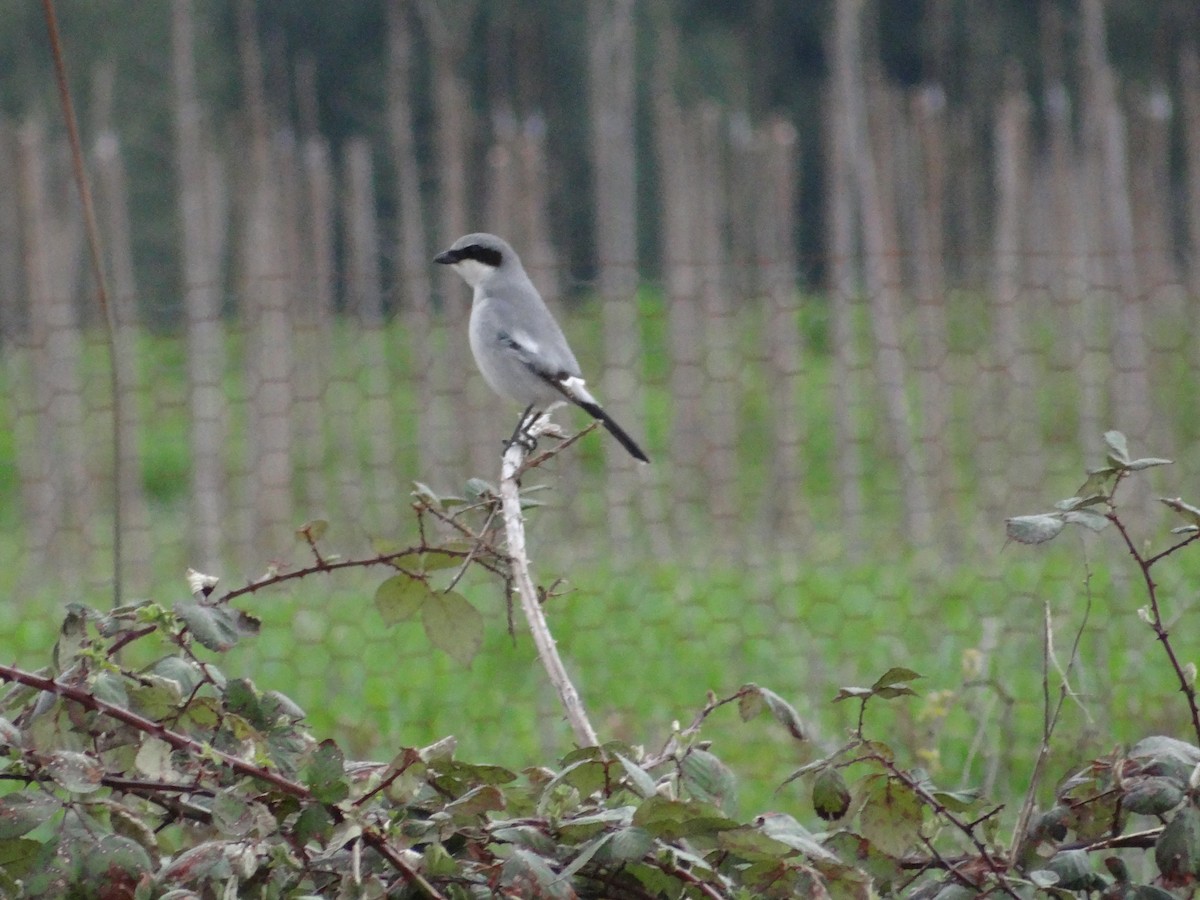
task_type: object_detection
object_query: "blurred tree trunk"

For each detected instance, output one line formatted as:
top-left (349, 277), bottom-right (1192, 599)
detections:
top-left (651, 14), bottom-right (696, 561)
top-left (417, 0), bottom-right (479, 483)
top-left (1129, 82), bottom-right (1183, 451)
top-left (754, 117), bottom-right (808, 553)
top-left (822, 80), bottom-right (865, 559)
top-left (1183, 41), bottom-right (1200, 304)
top-left (588, 0), bottom-right (648, 562)
top-left (344, 137), bottom-right (400, 536)
top-left (237, 0), bottom-right (294, 561)
top-left (293, 131), bottom-right (335, 519)
top-left (910, 85), bottom-right (955, 547)
top-left (1129, 87), bottom-right (1178, 314)
top-left (93, 128), bottom-right (152, 593)
top-left (386, 0), bottom-right (442, 491)
top-left (1080, 0), bottom-right (1150, 456)
top-left (832, 0), bottom-right (933, 549)
top-left (173, 0), bottom-right (229, 571)
top-left (695, 103), bottom-right (740, 560)
top-left (15, 121), bottom-right (90, 581)
top-left (988, 68), bottom-right (1040, 514)
top-left (288, 61), bottom-right (333, 521)
top-left (0, 122), bottom-right (18, 339)
top-left (16, 121), bottom-right (90, 585)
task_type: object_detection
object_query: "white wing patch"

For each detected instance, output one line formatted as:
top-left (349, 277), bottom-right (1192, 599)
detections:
top-left (559, 374), bottom-right (596, 405)
top-left (509, 329), bottom-right (540, 356)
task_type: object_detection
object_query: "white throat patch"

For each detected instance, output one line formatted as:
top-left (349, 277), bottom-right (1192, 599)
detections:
top-left (452, 258), bottom-right (496, 289)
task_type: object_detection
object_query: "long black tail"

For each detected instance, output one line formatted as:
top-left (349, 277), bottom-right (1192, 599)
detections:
top-left (576, 399), bottom-right (650, 463)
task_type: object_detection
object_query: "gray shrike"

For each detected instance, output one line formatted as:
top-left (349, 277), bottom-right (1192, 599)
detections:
top-left (434, 233), bottom-right (650, 463)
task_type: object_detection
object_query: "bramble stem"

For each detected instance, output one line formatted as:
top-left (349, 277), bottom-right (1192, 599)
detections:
top-left (500, 418), bottom-right (599, 747)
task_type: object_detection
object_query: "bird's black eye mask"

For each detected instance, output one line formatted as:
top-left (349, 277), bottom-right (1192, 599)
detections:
top-left (435, 244), bottom-right (502, 267)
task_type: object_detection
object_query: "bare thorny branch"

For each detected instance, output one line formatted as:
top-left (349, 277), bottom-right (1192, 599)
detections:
top-left (1105, 502), bottom-right (1200, 745)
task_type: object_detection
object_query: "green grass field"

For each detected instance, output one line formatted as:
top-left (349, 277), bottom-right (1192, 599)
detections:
top-left (1, 294), bottom-right (1199, 823)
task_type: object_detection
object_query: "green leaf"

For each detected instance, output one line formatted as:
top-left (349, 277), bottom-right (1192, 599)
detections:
top-left (680, 749), bottom-right (736, 811)
top-left (1127, 457), bottom-right (1172, 471)
top-left (82, 833), bottom-right (153, 882)
top-left (443, 785), bottom-right (506, 821)
top-left (161, 841), bottom-right (234, 884)
top-left (91, 671), bottom-right (129, 709)
top-left (464, 478), bottom-right (496, 500)
top-left (127, 679), bottom-right (182, 721)
top-left (605, 826), bottom-right (653, 863)
top-left (224, 677), bottom-right (264, 727)
top-left (135, 737), bottom-right (177, 781)
top-left (812, 768), bottom-right (851, 821)
top-left (45, 750), bottom-right (104, 794)
top-left (1104, 430), bottom-right (1131, 465)
top-left (1061, 509), bottom-right (1110, 532)
top-left (833, 686), bottom-right (875, 702)
top-left (615, 753), bottom-right (658, 798)
top-left (261, 690), bottom-right (306, 723)
top-left (297, 519), bottom-right (329, 541)
top-left (632, 795), bottom-right (739, 840)
top-left (874, 685), bottom-right (919, 700)
top-left (0, 837), bottom-right (41, 882)
top-left (558, 832), bottom-right (613, 881)
top-left (0, 717), bottom-right (19, 748)
top-left (1123, 777), bottom-right (1184, 816)
top-left (1161, 498), bottom-right (1200, 529)
top-left (499, 848), bottom-right (574, 899)
top-left (1156, 804), bottom-right (1200, 879)
top-left (822, 830), bottom-right (903, 888)
top-left (760, 687), bottom-right (806, 740)
top-left (53, 608), bottom-right (90, 671)
top-left (930, 787), bottom-right (982, 813)
top-left (373, 575), bottom-right (431, 625)
top-left (149, 657), bottom-right (204, 697)
top-left (737, 684), bottom-right (766, 721)
top-left (496, 849), bottom-right (571, 897)
top-left (491, 825), bottom-right (558, 856)
top-left (422, 591), bottom-right (484, 667)
top-left (1040, 848), bottom-right (1101, 891)
top-left (305, 740), bottom-right (349, 804)
top-left (535, 759), bottom-right (606, 817)
top-left (1076, 467), bottom-right (1118, 498)
top-left (1055, 494), bottom-right (1108, 511)
top-left (557, 810), bottom-right (633, 848)
top-left (174, 599), bottom-right (255, 652)
top-left (411, 481), bottom-right (441, 504)
top-left (0, 794), bottom-right (59, 839)
top-left (294, 803), bottom-right (333, 846)
top-left (212, 790), bottom-right (258, 838)
top-left (871, 668), bottom-right (922, 690)
top-left (422, 842), bottom-right (459, 877)
top-left (756, 812), bottom-right (839, 861)
top-left (419, 551), bottom-right (467, 572)
top-left (1006, 514), bottom-right (1065, 545)
top-left (856, 775), bottom-right (922, 857)
top-left (1128, 736), bottom-right (1200, 782)
top-left (716, 825), bottom-right (795, 860)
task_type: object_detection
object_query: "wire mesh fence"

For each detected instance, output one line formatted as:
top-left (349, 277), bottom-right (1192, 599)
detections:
top-left (2, 0), bottom-right (1199, 801)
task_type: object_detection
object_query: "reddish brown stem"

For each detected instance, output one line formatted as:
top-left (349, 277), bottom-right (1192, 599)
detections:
top-left (1107, 512), bottom-right (1200, 743)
